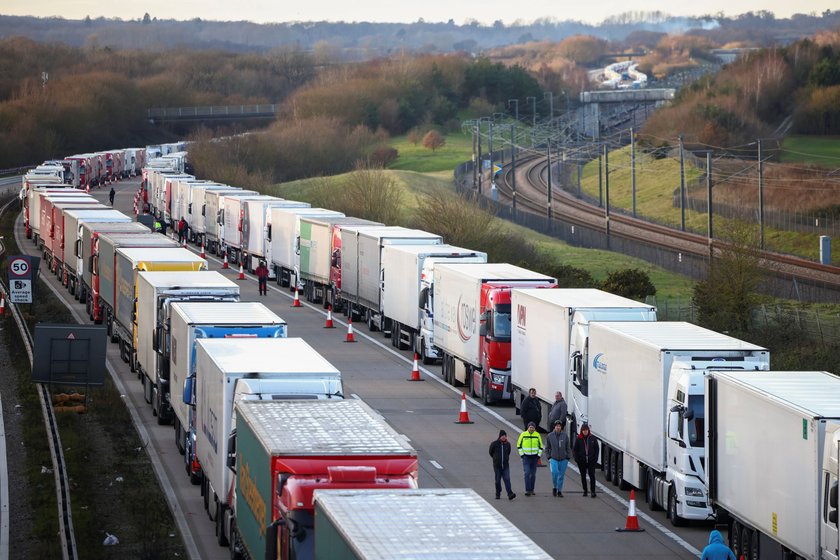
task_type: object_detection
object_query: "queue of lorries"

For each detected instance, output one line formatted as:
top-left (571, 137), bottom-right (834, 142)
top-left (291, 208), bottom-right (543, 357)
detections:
top-left (20, 143), bottom-right (840, 560)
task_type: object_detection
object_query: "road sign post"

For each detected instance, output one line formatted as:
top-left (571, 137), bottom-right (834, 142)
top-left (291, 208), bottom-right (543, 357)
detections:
top-left (8, 255), bottom-right (38, 304)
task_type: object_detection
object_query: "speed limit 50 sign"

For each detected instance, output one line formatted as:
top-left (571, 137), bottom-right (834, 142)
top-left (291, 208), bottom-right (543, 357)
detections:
top-left (9, 257), bottom-right (30, 277)
top-left (7, 255), bottom-right (38, 304)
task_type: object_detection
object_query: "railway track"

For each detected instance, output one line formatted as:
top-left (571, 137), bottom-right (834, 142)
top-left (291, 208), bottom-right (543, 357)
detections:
top-left (495, 153), bottom-right (840, 290)
top-left (0, 195), bottom-right (78, 560)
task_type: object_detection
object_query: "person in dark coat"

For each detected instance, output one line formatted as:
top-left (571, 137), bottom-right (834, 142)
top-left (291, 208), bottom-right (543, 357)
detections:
top-left (547, 391), bottom-right (568, 429)
top-left (177, 217), bottom-right (187, 244)
top-left (573, 422), bottom-right (599, 498)
top-left (520, 387), bottom-right (541, 430)
top-left (255, 260), bottom-right (269, 296)
top-left (109, 187), bottom-right (116, 205)
top-left (488, 430), bottom-right (516, 500)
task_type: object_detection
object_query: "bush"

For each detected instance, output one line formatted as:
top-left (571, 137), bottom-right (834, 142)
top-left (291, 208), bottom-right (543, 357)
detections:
top-left (538, 260), bottom-right (597, 288)
top-left (368, 144), bottom-right (399, 167)
top-left (601, 268), bottom-right (656, 301)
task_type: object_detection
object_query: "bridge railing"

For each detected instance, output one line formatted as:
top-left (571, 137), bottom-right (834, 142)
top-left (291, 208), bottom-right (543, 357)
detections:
top-left (146, 105), bottom-right (277, 120)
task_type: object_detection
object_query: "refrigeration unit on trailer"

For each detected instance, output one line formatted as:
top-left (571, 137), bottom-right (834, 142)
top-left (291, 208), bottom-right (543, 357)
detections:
top-left (61, 209), bottom-right (131, 295)
top-left (192, 338), bottom-right (342, 546)
top-left (229, 399), bottom-right (417, 557)
top-left (91, 232), bottom-right (179, 323)
top-left (169, 301), bottom-right (286, 480)
top-left (705, 371), bottom-right (840, 560)
top-left (510, 288), bottom-right (657, 432)
top-left (136, 271), bottom-right (240, 424)
top-left (585, 321), bottom-right (768, 525)
top-left (102, 247), bottom-right (206, 370)
top-left (241, 198), bottom-right (310, 273)
top-left (339, 226), bottom-right (443, 334)
top-left (381, 243), bottom-right (487, 360)
top-left (312, 489), bottom-right (553, 560)
top-left (268, 207), bottom-right (345, 289)
top-left (298, 216), bottom-right (382, 307)
top-left (433, 263), bottom-right (556, 404)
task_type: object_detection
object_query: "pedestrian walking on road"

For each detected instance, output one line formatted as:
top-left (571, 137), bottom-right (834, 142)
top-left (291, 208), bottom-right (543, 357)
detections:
top-left (488, 430), bottom-right (516, 500)
top-left (548, 391), bottom-right (567, 429)
top-left (573, 423), bottom-right (599, 498)
top-left (255, 260), bottom-right (269, 296)
top-left (154, 219), bottom-right (162, 233)
top-left (700, 530), bottom-right (736, 560)
top-left (520, 387), bottom-right (542, 430)
top-left (177, 217), bottom-right (187, 244)
top-left (109, 186), bottom-right (115, 205)
top-left (545, 420), bottom-right (572, 497)
top-left (517, 422), bottom-right (543, 496)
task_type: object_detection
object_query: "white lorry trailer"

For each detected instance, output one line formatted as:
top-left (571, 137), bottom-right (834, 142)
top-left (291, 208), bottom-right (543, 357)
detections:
top-left (312, 489), bottom-right (553, 560)
top-left (193, 337), bottom-right (342, 537)
top-left (62, 209), bottom-right (132, 296)
top-left (220, 194), bottom-right (279, 265)
top-left (381, 244), bottom-right (487, 359)
top-left (585, 321), bottom-right (769, 526)
top-left (204, 189), bottom-right (256, 256)
top-left (241, 198), bottom-right (310, 273)
top-left (510, 288), bottom-right (657, 432)
top-left (136, 271), bottom-right (240, 423)
top-left (169, 301), bottom-right (287, 480)
top-left (268, 207), bottom-right (345, 289)
top-left (185, 183), bottom-right (230, 246)
top-left (706, 370), bottom-right (840, 560)
top-left (339, 226), bottom-right (443, 334)
top-left (433, 263), bottom-right (556, 404)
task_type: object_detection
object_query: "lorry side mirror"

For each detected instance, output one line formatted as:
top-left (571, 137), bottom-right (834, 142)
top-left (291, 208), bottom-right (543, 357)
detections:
top-left (479, 322), bottom-right (487, 337)
top-left (267, 225), bottom-right (272, 242)
top-left (75, 239), bottom-right (81, 257)
top-left (829, 481), bottom-right (839, 525)
top-left (684, 408), bottom-right (694, 421)
top-left (183, 376), bottom-right (193, 406)
top-left (570, 351), bottom-right (582, 382)
top-left (225, 431), bottom-right (237, 471)
top-left (152, 326), bottom-right (160, 352)
top-left (418, 287), bottom-right (428, 310)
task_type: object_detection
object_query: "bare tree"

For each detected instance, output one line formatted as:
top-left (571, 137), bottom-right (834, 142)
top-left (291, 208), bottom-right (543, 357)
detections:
top-left (422, 129), bottom-right (445, 152)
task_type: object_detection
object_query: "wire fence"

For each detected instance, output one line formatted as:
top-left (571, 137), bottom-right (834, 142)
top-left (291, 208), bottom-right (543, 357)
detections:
top-left (455, 160), bottom-right (840, 304)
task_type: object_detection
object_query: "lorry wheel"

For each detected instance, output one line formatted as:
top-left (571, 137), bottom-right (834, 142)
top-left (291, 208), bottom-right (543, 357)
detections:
top-left (216, 503), bottom-right (229, 546)
top-left (646, 471), bottom-right (662, 511)
top-left (610, 450), bottom-right (620, 486)
top-left (616, 455), bottom-right (630, 490)
top-left (156, 393), bottom-right (168, 425)
top-left (421, 344), bottom-right (434, 365)
top-left (730, 521), bottom-right (742, 553)
top-left (174, 419), bottom-right (185, 455)
top-left (749, 528), bottom-right (758, 560)
top-left (603, 448), bottom-right (612, 482)
top-left (129, 351), bottom-right (137, 373)
top-left (391, 323), bottom-right (399, 348)
top-left (667, 486), bottom-right (685, 527)
top-left (230, 520), bottom-right (244, 560)
top-left (481, 378), bottom-right (491, 406)
top-left (740, 525), bottom-right (753, 559)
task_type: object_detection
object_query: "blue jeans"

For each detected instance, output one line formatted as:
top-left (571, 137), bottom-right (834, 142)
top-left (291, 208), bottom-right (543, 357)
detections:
top-left (494, 465), bottom-right (512, 497)
top-left (550, 458), bottom-right (569, 491)
top-left (522, 455), bottom-right (539, 493)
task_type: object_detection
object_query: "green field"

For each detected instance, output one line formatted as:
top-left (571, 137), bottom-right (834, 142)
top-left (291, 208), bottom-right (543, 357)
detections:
top-left (273, 169), bottom-right (695, 299)
top-left (780, 135), bottom-right (840, 166)
top-left (387, 132), bottom-right (474, 173)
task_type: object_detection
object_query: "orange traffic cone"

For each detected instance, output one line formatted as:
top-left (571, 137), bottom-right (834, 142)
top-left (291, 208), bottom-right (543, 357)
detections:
top-left (616, 490), bottom-right (645, 532)
top-left (407, 353), bottom-right (423, 381)
top-left (0, 295), bottom-right (5, 315)
top-left (238, 263), bottom-right (245, 280)
top-left (324, 306), bottom-right (335, 328)
top-left (344, 317), bottom-right (356, 343)
top-left (222, 251), bottom-right (229, 269)
top-left (291, 287), bottom-right (302, 308)
top-left (200, 243), bottom-right (206, 259)
top-left (455, 392), bottom-right (474, 424)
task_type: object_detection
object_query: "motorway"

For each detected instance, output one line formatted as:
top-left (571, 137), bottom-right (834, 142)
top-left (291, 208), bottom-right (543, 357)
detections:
top-left (17, 178), bottom-right (714, 559)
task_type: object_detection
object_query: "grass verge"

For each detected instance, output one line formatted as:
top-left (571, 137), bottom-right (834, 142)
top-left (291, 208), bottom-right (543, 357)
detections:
top-left (780, 135), bottom-right (840, 166)
top-left (387, 132), bottom-right (474, 173)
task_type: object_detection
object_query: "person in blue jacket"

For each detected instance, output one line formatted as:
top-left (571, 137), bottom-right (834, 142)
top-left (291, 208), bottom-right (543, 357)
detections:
top-left (701, 529), bottom-right (736, 560)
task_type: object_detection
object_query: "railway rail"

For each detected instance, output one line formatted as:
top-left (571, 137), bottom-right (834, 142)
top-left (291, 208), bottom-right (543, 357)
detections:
top-left (0, 195), bottom-right (78, 560)
top-left (495, 153), bottom-right (840, 291)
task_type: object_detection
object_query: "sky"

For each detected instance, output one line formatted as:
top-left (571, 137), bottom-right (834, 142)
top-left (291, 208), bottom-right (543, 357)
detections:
top-left (1, 0), bottom-right (837, 25)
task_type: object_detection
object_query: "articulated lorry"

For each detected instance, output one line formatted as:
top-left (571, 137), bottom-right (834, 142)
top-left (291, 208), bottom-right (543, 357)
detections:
top-left (297, 216), bottom-right (382, 307)
top-left (339, 226), bottom-right (442, 333)
top-left (585, 321), bottom-right (768, 526)
top-left (100, 247), bottom-right (206, 370)
top-left (90, 232), bottom-right (179, 323)
top-left (221, 195), bottom-right (279, 265)
top-left (312, 489), bottom-right (552, 560)
top-left (268, 207), bottom-right (345, 289)
top-left (228, 399), bottom-right (417, 559)
top-left (204, 189), bottom-right (257, 256)
top-left (381, 244), bottom-right (486, 361)
top-left (187, 184), bottom-right (233, 247)
top-left (169, 301), bottom-right (287, 482)
top-left (705, 370), bottom-right (840, 560)
top-left (510, 288), bottom-right (657, 432)
top-left (193, 338), bottom-right (343, 547)
top-left (48, 201), bottom-right (108, 272)
top-left (78, 221), bottom-right (149, 305)
top-left (136, 271), bottom-right (240, 423)
top-left (61, 209), bottom-right (131, 295)
top-left (27, 189), bottom-right (91, 242)
top-left (241, 198), bottom-right (310, 273)
top-left (433, 263), bottom-right (556, 404)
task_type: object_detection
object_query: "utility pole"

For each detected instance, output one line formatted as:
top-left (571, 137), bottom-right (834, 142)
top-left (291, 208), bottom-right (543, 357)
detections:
top-left (604, 143), bottom-right (611, 248)
top-left (511, 124), bottom-right (517, 211)
top-left (472, 125), bottom-right (477, 189)
top-left (598, 145), bottom-right (603, 208)
top-left (544, 92), bottom-right (553, 122)
top-left (527, 96), bottom-right (537, 128)
top-left (758, 138), bottom-right (765, 250)
top-left (630, 127), bottom-right (637, 218)
top-left (508, 99), bottom-right (519, 122)
top-left (546, 143), bottom-right (553, 221)
top-left (679, 134), bottom-right (686, 232)
top-left (489, 122), bottom-right (494, 190)
top-left (477, 122), bottom-right (483, 195)
top-left (706, 151), bottom-right (713, 256)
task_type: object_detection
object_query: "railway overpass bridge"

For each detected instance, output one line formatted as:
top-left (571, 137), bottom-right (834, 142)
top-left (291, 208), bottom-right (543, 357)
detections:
top-left (579, 88), bottom-right (675, 138)
top-left (146, 104), bottom-right (278, 124)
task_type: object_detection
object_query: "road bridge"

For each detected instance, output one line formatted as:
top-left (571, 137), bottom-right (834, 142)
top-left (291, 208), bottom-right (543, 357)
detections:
top-left (146, 105), bottom-right (278, 124)
top-left (579, 88), bottom-right (675, 138)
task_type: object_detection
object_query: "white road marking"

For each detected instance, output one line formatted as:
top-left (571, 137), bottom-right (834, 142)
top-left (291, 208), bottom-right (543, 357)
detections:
top-left (430, 460), bottom-right (443, 470)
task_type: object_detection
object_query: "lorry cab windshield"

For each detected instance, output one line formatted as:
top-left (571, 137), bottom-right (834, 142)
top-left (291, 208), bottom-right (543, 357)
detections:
top-left (686, 395), bottom-right (704, 448)
top-left (490, 304), bottom-right (512, 340)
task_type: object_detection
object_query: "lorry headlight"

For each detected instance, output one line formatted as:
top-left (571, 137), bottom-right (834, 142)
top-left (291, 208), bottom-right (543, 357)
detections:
top-left (684, 487), bottom-right (704, 497)
top-left (492, 374), bottom-right (506, 385)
